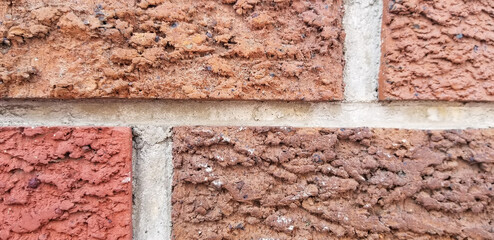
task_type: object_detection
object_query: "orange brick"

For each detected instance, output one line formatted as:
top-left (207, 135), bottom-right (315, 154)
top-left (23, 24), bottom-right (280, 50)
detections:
top-left (0, 1), bottom-right (344, 101)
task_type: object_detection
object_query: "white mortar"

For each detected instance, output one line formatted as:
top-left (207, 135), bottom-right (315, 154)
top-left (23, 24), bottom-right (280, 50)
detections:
top-left (132, 127), bottom-right (173, 240)
top-left (343, 0), bottom-right (382, 102)
top-left (0, 100), bottom-right (493, 129)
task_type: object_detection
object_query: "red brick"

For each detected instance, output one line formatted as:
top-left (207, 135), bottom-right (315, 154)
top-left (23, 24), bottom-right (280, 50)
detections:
top-left (0, 1), bottom-right (344, 101)
top-left (172, 126), bottom-right (494, 239)
top-left (0, 127), bottom-right (133, 240)
top-left (379, 0), bottom-right (494, 101)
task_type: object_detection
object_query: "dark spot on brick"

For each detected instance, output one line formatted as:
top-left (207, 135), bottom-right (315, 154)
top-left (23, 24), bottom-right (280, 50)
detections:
top-left (236, 181), bottom-right (245, 190)
top-left (389, 2), bottom-right (395, 11)
top-left (234, 223), bottom-right (244, 230)
top-left (1, 38), bottom-right (10, 51)
top-left (27, 177), bottom-right (41, 189)
top-left (313, 154), bottom-right (322, 163)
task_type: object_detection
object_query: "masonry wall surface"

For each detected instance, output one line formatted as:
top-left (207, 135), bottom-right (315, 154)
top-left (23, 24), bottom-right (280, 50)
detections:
top-left (1, 0), bottom-right (494, 239)
top-left (172, 126), bottom-right (494, 239)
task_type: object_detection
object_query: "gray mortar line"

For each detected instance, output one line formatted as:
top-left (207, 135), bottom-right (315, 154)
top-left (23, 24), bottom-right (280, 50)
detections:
top-left (343, 0), bottom-right (382, 102)
top-left (132, 126), bottom-right (173, 240)
top-left (0, 100), bottom-right (493, 130)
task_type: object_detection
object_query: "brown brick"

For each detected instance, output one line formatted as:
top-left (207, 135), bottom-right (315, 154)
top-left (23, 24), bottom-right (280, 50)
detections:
top-left (172, 126), bottom-right (494, 239)
top-left (379, 0), bottom-right (494, 101)
top-left (0, 127), bottom-right (133, 240)
top-left (0, 1), bottom-right (344, 101)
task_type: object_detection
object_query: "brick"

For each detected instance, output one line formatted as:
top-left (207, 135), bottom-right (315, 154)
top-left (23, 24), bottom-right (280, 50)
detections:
top-left (0, 127), bottom-right (133, 240)
top-left (379, 0), bottom-right (494, 101)
top-left (0, 1), bottom-right (344, 101)
top-left (172, 126), bottom-right (494, 239)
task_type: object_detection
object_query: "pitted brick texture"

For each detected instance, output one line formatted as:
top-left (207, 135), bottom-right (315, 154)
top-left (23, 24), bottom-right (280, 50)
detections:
top-left (0, 0), bottom-right (344, 101)
top-left (380, 0), bottom-right (494, 101)
top-left (172, 126), bottom-right (494, 239)
top-left (0, 127), bottom-right (133, 240)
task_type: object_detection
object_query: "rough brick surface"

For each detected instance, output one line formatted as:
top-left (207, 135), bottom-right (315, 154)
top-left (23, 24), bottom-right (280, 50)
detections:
top-left (379, 0), bottom-right (494, 101)
top-left (172, 126), bottom-right (494, 239)
top-left (0, 127), bottom-right (133, 240)
top-left (0, 0), bottom-right (344, 101)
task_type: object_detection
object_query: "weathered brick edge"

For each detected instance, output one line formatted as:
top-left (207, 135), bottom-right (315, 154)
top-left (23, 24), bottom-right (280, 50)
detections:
top-left (172, 126), bottom-right (494, 239)
top-left (378, 0), bottom-right (390, 101)
top-left (0, 127), bottom-right (133, 240)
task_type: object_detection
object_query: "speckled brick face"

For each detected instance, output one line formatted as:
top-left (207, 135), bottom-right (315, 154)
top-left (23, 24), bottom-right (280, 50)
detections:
top-left (0, 0), bottom-right (344, 101)
top-left (380, 0), bottom-right (494, 101)
top-left (172, 126), bottom-right (494, 239)
top-left (0, 127), bottom-right (133, 240)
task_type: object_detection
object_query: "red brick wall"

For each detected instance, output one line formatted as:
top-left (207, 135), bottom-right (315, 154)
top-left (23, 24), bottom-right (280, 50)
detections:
top-left (0, 127), bottom-right (132, 240)
top-left (2, 0), bottom-right (494, 239)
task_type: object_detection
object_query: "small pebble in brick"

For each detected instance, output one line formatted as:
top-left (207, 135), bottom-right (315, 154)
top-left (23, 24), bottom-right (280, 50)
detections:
top-left (27, 178), bottom-right (41, 189)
